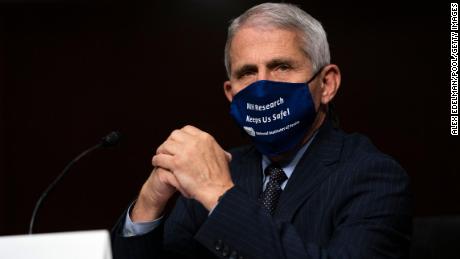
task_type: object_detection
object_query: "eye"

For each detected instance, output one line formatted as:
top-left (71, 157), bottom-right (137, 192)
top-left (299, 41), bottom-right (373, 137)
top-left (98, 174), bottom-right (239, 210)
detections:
top-left (277, 64), bottom-right (292, 71)
top-left (238, 71), bottom-right (255, 79)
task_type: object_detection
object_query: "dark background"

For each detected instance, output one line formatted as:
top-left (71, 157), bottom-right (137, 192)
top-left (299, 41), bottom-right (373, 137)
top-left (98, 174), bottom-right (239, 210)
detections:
top-left (0, 1), bottom-right (457, 235)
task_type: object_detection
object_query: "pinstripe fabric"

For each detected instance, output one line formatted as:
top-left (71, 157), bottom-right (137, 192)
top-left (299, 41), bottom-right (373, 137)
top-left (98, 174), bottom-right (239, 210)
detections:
top-left (111, 120), bottom-right (412, 259)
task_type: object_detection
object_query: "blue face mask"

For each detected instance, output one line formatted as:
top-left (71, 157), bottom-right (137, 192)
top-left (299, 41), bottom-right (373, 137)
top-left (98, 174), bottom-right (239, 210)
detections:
top-left (229, 71), bottom-right (321, 156)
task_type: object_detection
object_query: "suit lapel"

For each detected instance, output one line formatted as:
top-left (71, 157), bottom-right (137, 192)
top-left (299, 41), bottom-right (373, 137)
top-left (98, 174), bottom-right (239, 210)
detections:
top-left (231, 146), bottom-right (263, 200)
top-left (274, 120), bottom-right (344, 222)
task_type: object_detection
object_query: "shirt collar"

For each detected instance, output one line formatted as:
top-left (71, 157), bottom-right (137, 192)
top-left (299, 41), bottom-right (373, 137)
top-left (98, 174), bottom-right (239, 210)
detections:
top-left (261, 131), bottom-right (318, 180)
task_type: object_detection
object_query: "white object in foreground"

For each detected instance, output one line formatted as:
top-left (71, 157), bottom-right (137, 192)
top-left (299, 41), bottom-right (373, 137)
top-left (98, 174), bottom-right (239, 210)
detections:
top-left (0, 229), bottom-right (112, 259)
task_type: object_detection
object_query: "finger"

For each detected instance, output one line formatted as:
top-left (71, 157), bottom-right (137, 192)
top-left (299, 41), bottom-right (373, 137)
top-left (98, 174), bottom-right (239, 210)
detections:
top-left (157, 168), bottom-right (192, 199)
top-left (168, 129), bottom-right (189, 141)
top-left (152, 153), bottom-right (175, 170)
top-left (181, 125), bottom-right (203, 136)
top-left (155, 167), bottom-right (178, 189)
top-left (156, 139), bottom-right (181, 155)
top-left (224, 151), bottom-right (232, 162)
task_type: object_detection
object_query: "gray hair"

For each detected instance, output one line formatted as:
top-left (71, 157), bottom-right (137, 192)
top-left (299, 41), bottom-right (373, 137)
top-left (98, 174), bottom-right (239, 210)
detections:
top-left (224, 3), bottom-right (330, 78)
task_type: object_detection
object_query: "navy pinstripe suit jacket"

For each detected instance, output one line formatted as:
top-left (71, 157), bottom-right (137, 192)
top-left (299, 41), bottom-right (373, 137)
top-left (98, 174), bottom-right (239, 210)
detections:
top-left (111, 120), bottom-right (412, 259)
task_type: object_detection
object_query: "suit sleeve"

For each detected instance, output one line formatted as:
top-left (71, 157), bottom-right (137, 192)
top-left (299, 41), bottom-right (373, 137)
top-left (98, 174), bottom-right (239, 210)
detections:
top-left (194, 155), bottom-right (412, 259)
top-left (111, 197), bottom-right (208, 259)
top-left (111, 210), bottom-right (166, 259)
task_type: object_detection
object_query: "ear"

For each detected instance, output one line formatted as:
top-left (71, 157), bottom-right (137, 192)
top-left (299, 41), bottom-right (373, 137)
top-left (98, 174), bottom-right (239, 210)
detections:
top-left (320, 64), bottom-right (341, 105)
top-left (223, 80), bottom-right (234, 102)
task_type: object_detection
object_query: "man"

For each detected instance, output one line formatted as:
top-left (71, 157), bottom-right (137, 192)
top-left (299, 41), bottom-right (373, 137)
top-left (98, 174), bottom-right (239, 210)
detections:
top-left (111, 3), bottom-right (412, 259)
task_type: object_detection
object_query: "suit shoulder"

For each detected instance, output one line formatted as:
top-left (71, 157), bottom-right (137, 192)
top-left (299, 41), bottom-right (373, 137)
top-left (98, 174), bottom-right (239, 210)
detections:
top-left (339, 131), bottom-right (407, 175)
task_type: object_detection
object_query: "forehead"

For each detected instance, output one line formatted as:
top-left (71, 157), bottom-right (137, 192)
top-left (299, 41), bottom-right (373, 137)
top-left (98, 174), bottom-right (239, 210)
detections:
top-left (229, 26), bottom-right (307, 68)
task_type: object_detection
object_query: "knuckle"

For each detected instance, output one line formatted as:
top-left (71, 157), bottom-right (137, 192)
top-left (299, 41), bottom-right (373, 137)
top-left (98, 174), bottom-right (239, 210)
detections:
top-left (203, 132), bottom-right (215, 142)
top-left (170, 129), bottom-right (181, 139)
top-left (200, 131), bottom-right (210, 140)
top-left (182, 124), bottom-right (193, 130)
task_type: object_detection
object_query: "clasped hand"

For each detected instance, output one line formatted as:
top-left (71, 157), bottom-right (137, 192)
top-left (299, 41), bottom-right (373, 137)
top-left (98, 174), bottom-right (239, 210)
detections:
top-left (132, 125), bottom-right (234, 222)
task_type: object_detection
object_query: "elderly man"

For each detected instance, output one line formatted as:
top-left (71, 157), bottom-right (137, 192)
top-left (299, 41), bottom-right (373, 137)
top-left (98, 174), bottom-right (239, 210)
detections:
top-left (111, 3), bottom-right (411, 259)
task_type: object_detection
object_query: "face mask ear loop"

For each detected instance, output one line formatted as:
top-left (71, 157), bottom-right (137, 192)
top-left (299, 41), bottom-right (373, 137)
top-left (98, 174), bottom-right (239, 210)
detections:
top-left (306, 66), bottom-right (325, 85)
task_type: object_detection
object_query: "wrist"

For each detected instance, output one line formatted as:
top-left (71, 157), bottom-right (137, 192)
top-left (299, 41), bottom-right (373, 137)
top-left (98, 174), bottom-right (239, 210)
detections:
top-left (199, 183), bottom-right (234, 211)
top-left (131, 192), bottom-right (164, 222)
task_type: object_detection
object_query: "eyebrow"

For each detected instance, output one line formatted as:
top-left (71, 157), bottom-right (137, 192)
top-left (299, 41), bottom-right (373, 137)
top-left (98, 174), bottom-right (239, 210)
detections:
top-left (233, 58), bottom-right (297, 78)
top-left (234, 64), bottom-right (258, 78)
top-left (266, 58), bottom-right (296, 69)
